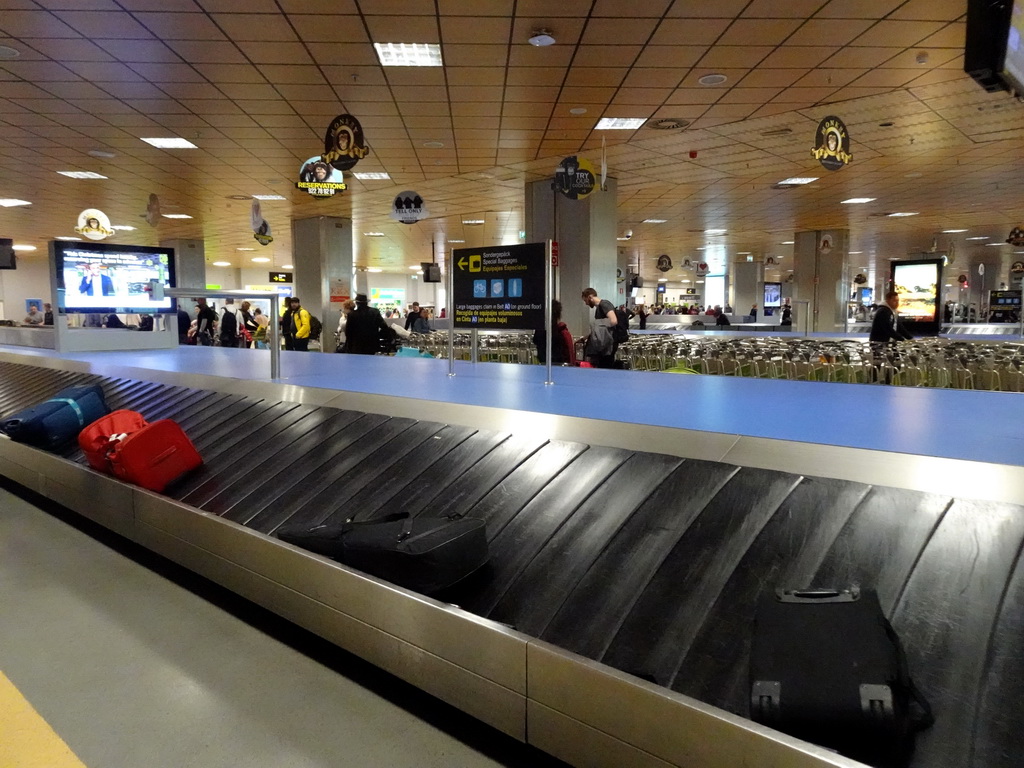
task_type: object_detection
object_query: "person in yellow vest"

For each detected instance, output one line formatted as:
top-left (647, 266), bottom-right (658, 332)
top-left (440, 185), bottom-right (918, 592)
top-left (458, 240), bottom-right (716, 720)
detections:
top-left (282, 296), bottom-right (311, 351)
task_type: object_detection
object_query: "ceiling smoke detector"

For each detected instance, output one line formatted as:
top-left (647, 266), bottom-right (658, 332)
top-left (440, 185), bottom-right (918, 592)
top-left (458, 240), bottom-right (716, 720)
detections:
top-left (646, 118), bottom-right (690, 130)
top-left (528, 29), bottom-right (556, 46)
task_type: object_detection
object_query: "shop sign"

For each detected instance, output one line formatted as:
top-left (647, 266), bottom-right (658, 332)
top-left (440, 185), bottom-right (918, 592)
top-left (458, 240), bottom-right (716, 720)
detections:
top-left (554, 155), bottom-right (597, 200)
top-left (812, 115), bottom-right (852, 171)
top-left (322, 113), bottom-right (369, 172)
top-left (616, 267), bottom-right (625, 283)
top-left (296, 156), bottom-right (346, 199)
top-left (145, 194), bottom-right (161, 227)
top-left (251, 199), bottom-right (273, 246)
top-left (1006, 226), bottom-right (1024, 247)
top-left (656, 254), bottom-right (672, 272)
top-left (74, 208), bottom-right (115, 240)
top-left (695, 262), bottom-right (710, 276)
top-left (452, 242), bottom-right (545, 330)
top-left (1011, 261), bottom-right (1024, 274)
top-left (390, 191), bottom-right (429, 224)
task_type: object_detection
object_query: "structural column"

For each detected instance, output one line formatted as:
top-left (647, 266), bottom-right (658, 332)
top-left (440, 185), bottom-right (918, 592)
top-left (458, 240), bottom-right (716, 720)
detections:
top-left (793, 229), bottom-right (848, 332)
top-left (292, 216), bottom-right (353, 351)
top-left (159, 238), bottom-right (205, 290)
top-left (525, 177), bottom-right (618, 336)
top-left (731, 260), bottom-right (763, 317)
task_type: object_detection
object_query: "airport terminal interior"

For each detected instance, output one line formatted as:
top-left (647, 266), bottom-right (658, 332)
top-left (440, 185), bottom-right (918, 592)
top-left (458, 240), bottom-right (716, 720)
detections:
top-left (1, 2), bottom-right (1024, 767)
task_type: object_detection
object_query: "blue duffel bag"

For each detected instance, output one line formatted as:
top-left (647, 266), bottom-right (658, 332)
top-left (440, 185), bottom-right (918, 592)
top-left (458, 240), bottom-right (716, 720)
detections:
top-left (1, 383), bottom-right (109, 450)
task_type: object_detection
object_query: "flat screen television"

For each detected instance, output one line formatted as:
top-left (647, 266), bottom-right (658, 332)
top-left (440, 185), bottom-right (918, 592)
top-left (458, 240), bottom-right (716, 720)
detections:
top-left (890, 258), bottom-right (942, 336)
top-left (421, 262), bottom-right (441, 283)
top-left (763, 282), bottom-right (782, 308)
top-left (52, 240), bottom-right (176, 314)
top-left (965, 0), bottom-right (1024, 93)
top-left (0, 238), bottom-right (15, 269)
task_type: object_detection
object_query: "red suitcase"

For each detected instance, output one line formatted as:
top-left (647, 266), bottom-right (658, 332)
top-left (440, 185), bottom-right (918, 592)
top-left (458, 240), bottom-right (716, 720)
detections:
top-left (79, 409), bottom-right (149, 472)
top-left (108, 419), bottom-right (203, 492)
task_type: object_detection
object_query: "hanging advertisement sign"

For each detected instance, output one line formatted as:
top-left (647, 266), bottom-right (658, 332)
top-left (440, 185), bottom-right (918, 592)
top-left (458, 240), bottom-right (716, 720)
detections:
top-left (145, 194), bottom-right (161, 227)
top-left (819, 233), bottom-right (834, 254)
top-left (322, 113), bottom-right (369, 172)
top-left (74, 208), bottom-right (115, 240)
top-left (390, 191), bottom-right (429, 224)
top-left (296, 156), bottom-right (346, 198)
top-left (656, 255), bottom-right (672, 272)
top-left (695, 262), bottom-right (710, 276)
top-left (812, 115), bottom-right (852, 171)
top-left (329, 278), bottom-right (350, 304)
top-left (553, 155), bottom-right (597, 200)
top-left (765, 256), bottom-right (778, 267)
top-left (891, 257), bottom-right (942, 335)
top-left (1006, 226), bottom-right (1024, 247)
top-left (251, 199), bottom-right (273, 246)
top-left (452, 242), bottom-right (545, 330)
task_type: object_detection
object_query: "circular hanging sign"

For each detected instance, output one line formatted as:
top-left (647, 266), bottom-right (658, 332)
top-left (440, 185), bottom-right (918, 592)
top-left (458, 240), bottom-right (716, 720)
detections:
top-left (1011, 261), bottom-right (1024, 274)
top-left (251, 199), bottom-right (273, 246)
top-left (1006, 226), bottom-right (1024, 247)
top-left (978, 263), bottom-right (985, 276)
top-left (554, 155), bottom-right (597, 200)
top-left (322, 113), bottom-right (369, 172)
top-left (296, 156), bottom-right (346, 199)
top-left (695, 262), bottom-right (710, 276)
top-left (74, 208), bottom-right (115, 240)
top-left (958, 274), bottom-right (968, 284)
top-left (812, 115), bottom-right (852, 171)
top-left (390, 191), bottom-right (429, 225)
top-left (656, 254), bottom-right (672, 272)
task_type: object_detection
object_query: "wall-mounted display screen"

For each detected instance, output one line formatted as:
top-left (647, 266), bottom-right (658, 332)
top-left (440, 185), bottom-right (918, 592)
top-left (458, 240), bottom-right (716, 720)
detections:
top-left (53, 240), bottom-right (176, 314)
top-left (891, 258), bottom-right (942, 334)
top-left (421, 262), bottom-right (441, 283)
top-left (763, 282), bottom-right (782, 308)
top-left (0, 238), bottom-right (15, 270)
top-left (1004, 2), bottom-right (1024, 92)
top-left (704, 275), bottom-right (725, 309)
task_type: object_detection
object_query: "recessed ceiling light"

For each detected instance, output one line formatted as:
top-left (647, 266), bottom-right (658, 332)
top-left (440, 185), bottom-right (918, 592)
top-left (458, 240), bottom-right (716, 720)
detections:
top-left (0, 199), bottom-right (31, 207)
top-left (595, 117), bottom-right (646, 130)
top-left (966, 236), bottom-right (989, 240)
top-left (162, 213), bottom-right (192, 219)
top-left (141, 137), bottom-right (197, 149)
top-left (658, 278), bottom-right (668, 282)
top-left (237, 247), bottom-right (255, 251)
top-left (57, 171), bottom-right (108, 179)
top-left (696, 280), bottom-right (705, 284)
top-left (942, 229), bottom-right (968, 233)
top-left (986, 242), bottom-right (1009, 246)
top-left (212, 261), bottom-right (232, 267)
top-left (841, 197), bottom-right (876, 204)
top-left (111, 225), bottom-right (135, 231)
top-left (776, 177), bottom-right (818, 186)
top-left (643, 218), bottom-right (667, 224)
top-left (252, 257), bottom-right (270, 263)
top-left (681, 279), bottom-right (692, 283)
top-left (737, 251), bottom-right (752, 255)
top-left (448, 239), bottom-right (465, 243)
top-left (367, 267), bottom-right (383, 273)
top-left (0, 45), bottom-right (21, 60)
top-left (55, 236), bottom-right (78, 241)
top-left (88, 149), bottom-right (116, 159)
top-left (282, 264), bottom-right (293, 269)
top-left (705, 228), bottom-right (727, 234)
top-left (353, 172), bottom-right (391, 180)
top-left (887, 212), bottom-right (918, 217)
top-left (252, 194), bottom-right (285, 200)
top-left (697, 73), bottom-right (728, 86)
top-left (422, 140), bottom-right (445, 148)
top-left (374, 42), bottom-right (442, 67)
top-left (849, 251), bottom-right (863, 254)
top-left (462, 219), bottom-right (485, 225)
top-left (12, 244), bottom-right (36, 251)
top-left (569, 107), bottom-right (588, 115)
top-left (364, 232), bottom-right (385, 237)
top-left (528, 29), bottom-right (556, 46)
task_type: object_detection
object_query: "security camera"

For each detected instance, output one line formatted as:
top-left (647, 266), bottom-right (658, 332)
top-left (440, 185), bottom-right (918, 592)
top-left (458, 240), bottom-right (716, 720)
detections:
top-left (624, 230), bottom-right (633, 240)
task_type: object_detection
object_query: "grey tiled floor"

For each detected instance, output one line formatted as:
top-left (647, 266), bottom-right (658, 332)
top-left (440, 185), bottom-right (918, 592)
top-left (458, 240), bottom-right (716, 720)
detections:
top-left (0, 483), bottom-right (565, 768)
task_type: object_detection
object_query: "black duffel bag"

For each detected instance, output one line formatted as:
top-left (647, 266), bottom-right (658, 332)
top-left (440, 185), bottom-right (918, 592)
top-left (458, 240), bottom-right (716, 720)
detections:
top-left (1, 383), bottom-right (109, 450)
top-left (750, 587), bottom-right (933, 768)
top-left (277, 512), bottom-right (488, 595)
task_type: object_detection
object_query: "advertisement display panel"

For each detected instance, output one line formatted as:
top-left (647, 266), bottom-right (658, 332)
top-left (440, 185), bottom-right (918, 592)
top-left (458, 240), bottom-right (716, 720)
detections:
top-left (763, 282), bottom-right (782, 308)
top-left (890, 257), bottom-right (942, 335)
top-left (452, 242), bottom-right (546, 330)
top-left (54, 240), bottom-right (176, 314)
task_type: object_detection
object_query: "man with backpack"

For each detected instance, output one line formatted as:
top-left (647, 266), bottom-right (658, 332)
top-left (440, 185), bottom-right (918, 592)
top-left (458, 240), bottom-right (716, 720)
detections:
top-left (581, 287), bottom-right (619, 368)
top-left (282, 296), bottom-right (312, 351)
top-left (219, 301), bottom-right (238, 347)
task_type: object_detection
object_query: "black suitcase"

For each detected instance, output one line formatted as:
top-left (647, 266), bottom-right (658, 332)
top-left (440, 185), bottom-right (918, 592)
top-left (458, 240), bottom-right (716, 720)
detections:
top-left (1, 384), bottom-right (109, 450)
top-left (277, 513), bottom-right (488, 595)
top-left (750, 588), bottom-right (933, 768)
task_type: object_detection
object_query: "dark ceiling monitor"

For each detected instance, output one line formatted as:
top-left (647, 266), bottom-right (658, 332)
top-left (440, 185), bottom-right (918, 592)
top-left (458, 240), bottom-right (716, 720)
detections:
top-left (421, 262), bottom-right (441, 283)
top-left (965, 0), bottom-right (1020, 93)
top-left (0, 238), bottom-right (15, 270)
top-left (52, 240), bottom-right (177, 314)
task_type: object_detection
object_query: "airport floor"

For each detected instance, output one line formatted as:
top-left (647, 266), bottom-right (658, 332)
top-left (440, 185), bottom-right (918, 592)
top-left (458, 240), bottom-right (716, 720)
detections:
top-left (0, 482), bottom-right (566, 768)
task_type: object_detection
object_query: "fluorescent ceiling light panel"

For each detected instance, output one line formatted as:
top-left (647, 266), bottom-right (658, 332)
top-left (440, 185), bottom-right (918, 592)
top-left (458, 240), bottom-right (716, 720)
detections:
top-left (448, 239), bottom-right (465, 243)
top-left (364, 232), bottom-right (385, 237)
top-left (409, 265), bottom-right (421, 270)
top-left (374, 43), bottom-right (442, 67)
top-left (237, 247), bottom-right (255, 251)
top-left (162, 213), bottom-right (192, 219)
top-left (111, 225), bottom-right (135, 231)
top-left (776, 177), bottom-right (818, 185)
top-left (282, 264), bottom-right (293, 269)
top-left (12, 244), bottom-right (36, 251)
top-left (595, 117), bottom-right (646, 130)
top-left (55, 236), bottom-right (77, 241)
top-left (986, 242), bottom-right (1009, 246)
top-left (367, 267), bottom-right (383, 273)
top-left (643, 218), bottom-right (667, 224)
top-left (942, 229), bottom-right (968, 233)
top-left (887, 212), bottom-right (918, 217)
top-left (353, 172), bottom-right (391, 180)
top-left (252, 194), bottom-right (285, 200)
top-left (0, 199), bottom-right (31, 207)
top-left (57, 171), bottom-right (108, 179)
top-left (657, 278), bottom-right (668, 282)
top-left (781, 240), bottom-right (794, 244)
top-left (462, 219), bottom-right (485, 225)
top-left (212, 261), bottom-right (231, 267)
top-left (251, 257), bottom-right (270, 263)
top-left (966, 236), bottom-right (989, 240)
top-left (849, 251), bottom-right (863, 254)
top-left (141, 137), bottom-right (197, 149)
top-left (705, 228), bottom-right (727, 234)
top-left (841, 197), bottom-right (876, 204)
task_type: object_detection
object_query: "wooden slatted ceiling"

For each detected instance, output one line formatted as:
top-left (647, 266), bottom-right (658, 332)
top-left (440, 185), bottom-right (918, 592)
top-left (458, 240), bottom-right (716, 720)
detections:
top-left (0, 0), bottom-right (1020, 285)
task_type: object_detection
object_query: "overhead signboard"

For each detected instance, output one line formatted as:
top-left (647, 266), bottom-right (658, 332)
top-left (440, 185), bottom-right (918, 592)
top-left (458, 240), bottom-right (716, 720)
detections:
top-left (269, 271), bottom-right (292, 283)
top-left (390, 191), bottom-right (429, 224)
top-left (322, 113), bottom-right (369, 172)
top-left (296, 156), bottom-right (346, 199)
top-left (553, 155), bottom-right (597, 200)
top-left (812, 115), bottom-right (852, 171)
top-left (452, 242), bottom-right (546, 330)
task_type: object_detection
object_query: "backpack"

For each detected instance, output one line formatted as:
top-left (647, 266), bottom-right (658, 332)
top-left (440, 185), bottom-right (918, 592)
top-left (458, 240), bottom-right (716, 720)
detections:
top-left (612, 308), bottom-right (630, 343)
top-left (308, 313), bottom-right (322, 341)
top-left (220, 308), bottom-right (237, 337)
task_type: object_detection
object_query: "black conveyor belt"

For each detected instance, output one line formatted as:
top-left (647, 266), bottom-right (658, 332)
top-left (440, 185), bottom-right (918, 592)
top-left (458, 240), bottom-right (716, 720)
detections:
top-left (1, 360), bottom-right (1021, 768)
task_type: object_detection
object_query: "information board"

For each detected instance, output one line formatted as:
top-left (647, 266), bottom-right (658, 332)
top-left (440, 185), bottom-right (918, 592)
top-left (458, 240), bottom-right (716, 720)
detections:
top-left (452, 242), bottom-right (546, 329)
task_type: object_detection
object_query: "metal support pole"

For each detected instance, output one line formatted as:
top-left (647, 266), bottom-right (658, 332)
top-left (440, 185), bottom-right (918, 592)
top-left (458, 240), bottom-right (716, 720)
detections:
top-left (545, 239), bottom-right (553, 385)
top-left (269, 293), bottom-right (280, 380)
top-left (471, 328), bottom-right (479, 364)
top-left (448, 249), bottom-right (455, 377)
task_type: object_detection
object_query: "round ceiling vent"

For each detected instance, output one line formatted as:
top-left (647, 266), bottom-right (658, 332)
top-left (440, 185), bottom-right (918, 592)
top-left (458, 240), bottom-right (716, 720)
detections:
top-left (646, 118), bottom-right (690, 130)
top-left (227, 194), bottom-right (250, 200)
top-left (0, 46), bottom-right (21, 60)
top-left (697, 73), bottom-right (728, 86)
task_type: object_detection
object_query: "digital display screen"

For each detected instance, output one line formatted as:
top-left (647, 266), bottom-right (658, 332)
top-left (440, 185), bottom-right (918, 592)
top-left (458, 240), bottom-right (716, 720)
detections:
top-left (892, 261), bottom-right (939, 321)
top-left (0, 238), bottom-right (14, 269)
top-left (54, 241), bottom-right (176, 314)
top-left (990, 290), bottom-right (1022, 307)
top-left (763, 282), bottom-right (782, 308)
top-left (1004, 2), bottom-right (1024, 92)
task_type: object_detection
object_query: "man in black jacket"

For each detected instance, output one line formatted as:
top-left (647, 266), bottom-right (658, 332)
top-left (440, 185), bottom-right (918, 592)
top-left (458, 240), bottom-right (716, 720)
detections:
top-left (345, 293), bottom-right (392, 354)
top-left (870, 291), bottom-right (912, 344)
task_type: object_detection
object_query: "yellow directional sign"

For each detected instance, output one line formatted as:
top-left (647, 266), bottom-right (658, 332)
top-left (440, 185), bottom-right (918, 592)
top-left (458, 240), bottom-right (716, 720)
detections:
top-left (470, 254), bottom-right (481, 272)
top-left (457, 256), bottom-right (468, 270)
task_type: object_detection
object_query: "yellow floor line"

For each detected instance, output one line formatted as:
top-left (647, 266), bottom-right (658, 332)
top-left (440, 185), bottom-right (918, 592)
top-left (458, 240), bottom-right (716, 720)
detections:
top-left (0, 671), bottom-right (88, 768)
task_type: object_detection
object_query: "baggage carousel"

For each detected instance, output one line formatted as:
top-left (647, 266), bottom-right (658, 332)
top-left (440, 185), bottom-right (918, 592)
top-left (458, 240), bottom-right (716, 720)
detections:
top-left (0, 349), bottom-right (1022, 768)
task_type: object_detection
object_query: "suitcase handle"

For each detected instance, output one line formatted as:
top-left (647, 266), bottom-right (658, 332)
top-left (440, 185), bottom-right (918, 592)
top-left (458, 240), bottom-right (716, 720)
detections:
top-left (776, 588), bottom-right (859, 604)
